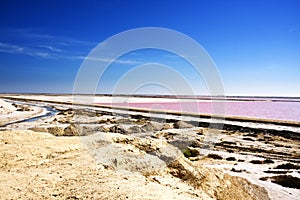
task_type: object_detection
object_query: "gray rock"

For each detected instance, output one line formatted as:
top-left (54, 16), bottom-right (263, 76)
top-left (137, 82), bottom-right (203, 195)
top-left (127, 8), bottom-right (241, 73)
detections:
top-left (81, 125), bottom-right (105, 135)
top-left (162, 123), bottom-right (174, 130)
top-left (127, 125), bottom-right (143, 133)
top-left (174, 121), bottom-right (194, 129)
top-left (109, 125), bottom-right (127, 134)
top-left (116, 118), bottom-right (133, 124)
top-left (142, 122), bottom-right (164, 132)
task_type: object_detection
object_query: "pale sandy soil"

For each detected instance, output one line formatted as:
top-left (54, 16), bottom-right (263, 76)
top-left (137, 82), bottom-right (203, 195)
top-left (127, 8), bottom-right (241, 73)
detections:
top-left (0, 130), bottom-right (271, 200)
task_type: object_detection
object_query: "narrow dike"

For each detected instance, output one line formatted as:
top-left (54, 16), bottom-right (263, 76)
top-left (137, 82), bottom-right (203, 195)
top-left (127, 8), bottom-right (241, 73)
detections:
top-left (2, 96), bottom-right (300, 141)
top-left (0, 102), bottom-right (58, 127)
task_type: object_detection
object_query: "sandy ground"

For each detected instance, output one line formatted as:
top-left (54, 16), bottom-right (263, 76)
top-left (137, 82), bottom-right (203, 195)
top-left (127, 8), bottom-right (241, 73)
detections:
top-left (0, 96), bottom-right (299, 199)
top-left (0, 130), bottom-right (271, 200)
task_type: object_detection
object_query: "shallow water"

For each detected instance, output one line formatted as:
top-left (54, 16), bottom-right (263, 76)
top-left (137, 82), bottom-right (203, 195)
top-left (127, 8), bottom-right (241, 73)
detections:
top-left (97, 101), bottom-right (300, 122)
top-left (0, 105), bottom-right (57, 127)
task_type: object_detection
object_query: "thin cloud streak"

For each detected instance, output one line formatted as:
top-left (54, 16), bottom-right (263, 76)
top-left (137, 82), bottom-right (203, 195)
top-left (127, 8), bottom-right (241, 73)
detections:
top-left (0, 41), bottom-right (186, 67)
top-left (72, 55), bottom-right (144, 65)
top-left (1, 27), bottom-right (98, 47)
top-left (0, 29), bottom-right (177, 65)
top-left (0, 42), bottom-right (49, 58)
top-left (0, 28), bottom-right (98, 60)
top-left (0, 43), bottom-right (145, 65)
top-left (37, 45), bottom-right (63, 52)
top-left (0, 42), bottom-right (145, 64)
top-left (20, 30), bottom-right (98, 47)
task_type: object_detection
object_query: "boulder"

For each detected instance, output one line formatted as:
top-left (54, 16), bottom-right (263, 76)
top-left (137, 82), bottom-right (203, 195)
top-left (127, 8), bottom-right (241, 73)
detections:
top-left (64, 124), bottom-right (80, 136)
top-left (174, 121), bottom-right (194, 129)
top-left (47, 125), bottom-right (81, 136)
top-left (142, 122), bottom-right (164, 132)
top-left (127, 125), bottom-right (143, 133)
top-left (162, 123), bottom-right (174, 130)
top-left (109, 125), bottom-right (127, 134)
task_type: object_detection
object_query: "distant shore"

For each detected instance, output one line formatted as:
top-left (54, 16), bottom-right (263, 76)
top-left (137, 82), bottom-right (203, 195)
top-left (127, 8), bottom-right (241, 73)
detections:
top-left (2, 94), bottom-right (300, 127)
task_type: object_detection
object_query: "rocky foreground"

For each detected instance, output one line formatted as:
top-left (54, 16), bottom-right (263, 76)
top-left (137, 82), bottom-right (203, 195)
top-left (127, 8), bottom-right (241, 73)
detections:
top-left (0, 130), bottom-right (270, 200)
top-left (0, 98), bottom-right (300, 199)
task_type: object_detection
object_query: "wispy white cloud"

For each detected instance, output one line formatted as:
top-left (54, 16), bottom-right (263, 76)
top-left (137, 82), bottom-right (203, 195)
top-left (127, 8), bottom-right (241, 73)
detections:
top-left (19, 30), bottom-right (97, 47)
top-left (70, 55), bottom-right (144, 65)
top-left (33, 52), bottom-right (49, 58)
top-left (0, 28), bottom-right (177, 66)
top-left (0, 39), bottom-right (182, 66)
top-left (0, 42), bottom-right (25, 54)
top-left (37, 45), bottom-right (63, 52)
top-left (1, 28), bottom-right (97, 46)
top-left (0, 42), bottom-right (143, 64)
top-left (0, 28), bottom-right (98, 60)
top-left (0, 42), bottom-right (50, 58)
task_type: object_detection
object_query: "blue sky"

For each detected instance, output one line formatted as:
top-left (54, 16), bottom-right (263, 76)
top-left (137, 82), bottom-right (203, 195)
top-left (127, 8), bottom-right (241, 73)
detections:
top-left (0, 0), bottom-right (299, 96)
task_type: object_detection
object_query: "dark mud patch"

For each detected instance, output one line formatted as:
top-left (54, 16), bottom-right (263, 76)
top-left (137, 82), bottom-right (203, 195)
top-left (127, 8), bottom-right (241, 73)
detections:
top-left (260, 175), bottom-right (300, 189)
top-left (226, 157), bottom-right (236, 161)
top-left (243, 137), bottom-right (255, 141)
top-left (274, 163), bottom-right (300, 170)
top-left (207, 154), bottom-right (223, 160)
top-left (263, 170), bottom-right (288, 174)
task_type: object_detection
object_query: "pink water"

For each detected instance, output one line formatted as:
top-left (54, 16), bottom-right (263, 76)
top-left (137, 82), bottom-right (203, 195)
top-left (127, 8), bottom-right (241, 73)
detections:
top-left (97, 101), bottom-right (300, 122)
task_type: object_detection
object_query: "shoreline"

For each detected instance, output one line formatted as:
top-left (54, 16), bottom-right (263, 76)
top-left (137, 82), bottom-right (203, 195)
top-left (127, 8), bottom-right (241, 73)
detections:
top-left (2, 95), bottom-right (300, 127)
